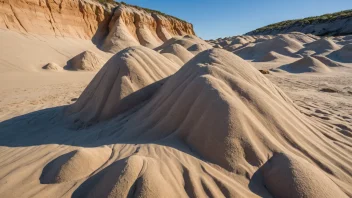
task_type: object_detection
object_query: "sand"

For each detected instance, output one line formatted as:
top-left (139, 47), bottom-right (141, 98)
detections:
top-left (279, 56), bottom-right (332, 73)
top-left (328, 43), bottom-right (352, 63)
top-left (42, 63), bottom-right (63, 71)
top-left (298, 38), bottom-right (341, 55)
top-left (65, 46), bottom-right (179, 126)
top-left (67, 51), bottom-right (105, 71)
top-left (0, 28), bottom-right (352, 198)
top-left (234, 34), bottom-right (303, 60)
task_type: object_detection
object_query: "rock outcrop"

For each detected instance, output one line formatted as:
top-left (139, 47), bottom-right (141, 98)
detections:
top-left (0, 0), bottom-right (114, 42)
top-left (101, 5), bottom-right (195, 53)
top-left (0, 0), bottom-right (196, 50)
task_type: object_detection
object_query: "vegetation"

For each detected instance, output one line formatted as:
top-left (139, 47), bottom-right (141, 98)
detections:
top-left (249, 9), bottom-right (352, 34)
top-left (119, 1), bottom-right (190, 24)
top-left (95, 0), bottom-right (116, 4)
top-left (92, 0), bottom-right (191, 24)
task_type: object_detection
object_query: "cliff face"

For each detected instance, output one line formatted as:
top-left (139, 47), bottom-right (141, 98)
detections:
top-left (0, 0), bottom-right (113, 42)
top-left (101, 5), bottom-right (195, 53)
top-left (247, 17), bottom-right (352, 36)
top-left (0, 0), bottom-right (195, 51)
top-left (246, 10), bottom-right (352, 36)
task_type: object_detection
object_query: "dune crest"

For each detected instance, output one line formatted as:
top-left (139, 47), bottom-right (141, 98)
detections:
top-left (279, 56), bottom-right (332, 73)
top-left (65, 46), bottom-right (179, 125)
top-left (328, 43), bottom-right (352, 63)
top-left (69, 48), bottom-right (351, 197)
top-left (298, 38), bottom-right (340, 55)
top-left (262, 153), bottom-right (348, 198)
top-left (68, 51), bottom-right (105, 71)
top-left (41, 147), bottom-right (111, 184)
top-left (42, 62), bottom-right (63, 71)
top-left (0, 46), bottom-right (352, 197)
top-left (234, 34), bottom-right (303, 60)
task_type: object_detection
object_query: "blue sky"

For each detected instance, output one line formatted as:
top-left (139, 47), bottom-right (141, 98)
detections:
top-left (120, 0), bottom-right (352, 40)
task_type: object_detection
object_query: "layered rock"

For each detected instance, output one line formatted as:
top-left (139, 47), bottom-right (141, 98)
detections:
top-left (246, 10), bottom-right (352, 36)
top-left (0, 0), bottom-right (196, 50)
top-left (0, 0), bottom-right (113, 42)
top-left (101, 5), bottom-right (196, 53)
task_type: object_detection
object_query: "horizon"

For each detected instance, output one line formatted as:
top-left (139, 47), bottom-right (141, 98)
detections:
top-left (120, 0), bottom-right (352, 40)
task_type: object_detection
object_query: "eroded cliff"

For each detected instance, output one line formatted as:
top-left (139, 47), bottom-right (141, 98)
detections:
top-left (0, 0), bottom-right (195, 50)
top-left (246, 9), bottom-right (352, 36)
top-left (101, 5), bottom-right (195, 53)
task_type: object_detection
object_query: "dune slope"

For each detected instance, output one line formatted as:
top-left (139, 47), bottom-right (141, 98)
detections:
top-left (0, 48), bottom-right (351, 197)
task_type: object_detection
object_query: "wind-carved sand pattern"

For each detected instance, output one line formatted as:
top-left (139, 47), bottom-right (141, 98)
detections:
top-left (0, 1), bottom-right (352, 198)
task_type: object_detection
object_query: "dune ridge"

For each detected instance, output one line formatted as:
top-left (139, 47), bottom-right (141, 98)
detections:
top-left (0, 44), bottom-right (351, 197)
top-left (65, 46), bottom-right (179, 125)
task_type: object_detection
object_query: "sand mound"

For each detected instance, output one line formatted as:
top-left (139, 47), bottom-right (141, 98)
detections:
top-left (156, 36), bottom-right (212, 61)
top-left (262, 153), bottom-right (348, 198)
top-left (42, 62), bottom-right (63, 71)
top-left (68, 51), bottom-right (105, 71)
top-left (159, 44), bottom-right (195, 63)
top-left (230, 37), bottom-right (249, 45)
top-left (101, 17), bottom-right (140, 53)
top-left (86, 155), bottom-right (178, 198)
top-left (234, 34), bottom-right (303, 60)
top-left (255, 51), bottom-right (294, 62)
top-left (161, 53), bottom-right (185, 66)
top-left (286, 32), bottom-right (316, 44)
top-left (298, 38), bottom-right (340, 55)
top-left (40, 147), bottom-right (111, 184)
top-left (64, 46), bottom-right (179, 125)
top-left (110, 49), bottom-right (351, 185)
top-left (187, 43), bottom-right (212, 55)
top-left (312, 55), bottom-right (345, 67)
top-left (1, 47), bottom-right (352, 197)
top-left (328, 44), bottom-right (352, 63)
top-left (280, 56), bottom-right (332, 73)
top-left (156, 35), bottom-right (212, 52)
top-left (213, 44), bottom-right (223, 48)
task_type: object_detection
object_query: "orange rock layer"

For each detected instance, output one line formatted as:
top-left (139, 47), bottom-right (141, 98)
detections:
top-left (0, 0), bottom-right (195, 45)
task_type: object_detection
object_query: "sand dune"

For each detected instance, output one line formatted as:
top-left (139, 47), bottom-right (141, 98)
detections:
top-left (1, 48), bottom-right (351, 197)
top-left (161, 53), bottom-right (185, 66)
top-left (42, 63), bottom-right (63, 71)
top-left (234, 34), bottom-right (303, 60)
top-left (68, 51), bottom-right (105, 71)
top-left (328, 44), bottom-right (352, 63)
top-left (64, 46), bottom-right (179, 126)
top-left (262, 153), bottom-right (348, 198)
top-left (279, 56), bottom-right (332, 73)
top-left (156, 35), bottom-right (212, 52)
top-left (159, 44), bottom-right (195, 63)
top-left (255, 51), bottom-right (295, 62)
top-left (312, 55), bottom-right (345, 67)
top-left (155, 35), bottom-right (212, 63)
top-left (40, 146), bottom-right (111, 184)
top-left (298, 38), bottom-right (340, 55)
top-left (187, 43), bottom-right (213, 55)
top-left (285, 32), bottom-right (317, 44)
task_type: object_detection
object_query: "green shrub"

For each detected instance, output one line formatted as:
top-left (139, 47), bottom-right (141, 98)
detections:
top-left (119, 1), bottom-right (190, 24)
top-left (96, 0), bottom-right (115, 3)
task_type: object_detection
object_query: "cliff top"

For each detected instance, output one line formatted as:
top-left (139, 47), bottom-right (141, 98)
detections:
top-left (93, 0), bottom-right (192, 25)
top-left (247, 9), bottom-right (352, 35)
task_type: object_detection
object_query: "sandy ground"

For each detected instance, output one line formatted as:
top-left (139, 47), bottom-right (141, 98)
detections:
top-left (0, 30), bottom-right (351, 197)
